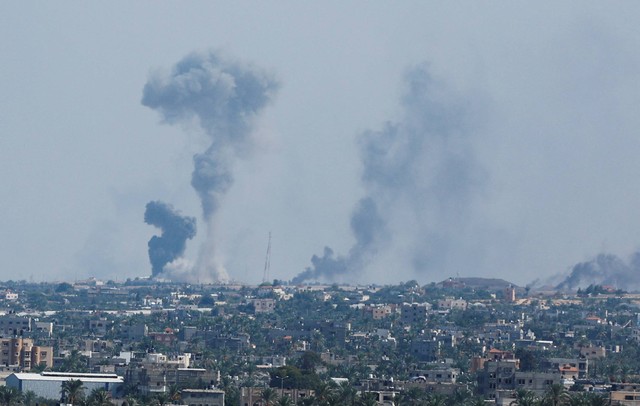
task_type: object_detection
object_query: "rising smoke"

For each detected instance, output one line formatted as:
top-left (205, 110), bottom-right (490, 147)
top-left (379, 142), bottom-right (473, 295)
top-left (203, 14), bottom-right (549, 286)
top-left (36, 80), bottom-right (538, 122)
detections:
top-left (293, 65), bottom-right (483, 284)
top-left (556, 252), bottom-right (640, 291)
top-left (144, 201), bottom-right (197, 278)
top-left (142, 51), bottom-right (279, 282)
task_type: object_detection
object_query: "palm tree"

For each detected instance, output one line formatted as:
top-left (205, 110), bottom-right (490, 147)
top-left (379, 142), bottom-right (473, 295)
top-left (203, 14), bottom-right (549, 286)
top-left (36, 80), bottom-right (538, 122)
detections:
top-left (396, 387), bottom-right (425, 406)
top-left (61, 379), bottom-right (85, 405)
top-left (124, 395), bottom-right (139, 406)
top-left (425, 393), bottom-right (448, 406)
top-left (22, 390), bottom-right (37, 406)
top-left (275, 395), bottom-right (293, 406)
top-left (167, 385), bottom-right (181, 404)
top-left (312, 382), bottom-right (334, 406)
top-left (152, 393), bottom-right (171, 406)
top-left (511, 389), bottom-right (539, 406)
top-left (336, 381), bottom-right (357, 406)
top-left (356, 392), bottom-right (378, 406)
top-left (0, 386), bottom-right (22, 406)
top-left (584, 393), bottom-right (608, 406)
top-left (60, 350), bottom-right (88, 373)
top-left (450, 387), bottom-right (474, 406)
top-left (567, 392), bottom-right (589, 406)
top-left (543, 384), bottom-right (569, 406)
top-left (260, 388), bottom-right (278, 406)
top-left (87, 388), bottom-right (112, 406)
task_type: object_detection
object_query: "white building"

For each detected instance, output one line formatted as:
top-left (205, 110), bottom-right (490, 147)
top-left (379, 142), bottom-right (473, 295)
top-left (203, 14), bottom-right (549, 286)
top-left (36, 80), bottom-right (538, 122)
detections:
top-left (5, 372), bottom-right (123, 400)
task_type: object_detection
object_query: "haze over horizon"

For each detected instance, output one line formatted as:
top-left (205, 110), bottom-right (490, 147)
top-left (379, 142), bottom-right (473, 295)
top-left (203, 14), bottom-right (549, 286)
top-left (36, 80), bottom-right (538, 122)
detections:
top-left (2, 3), bottom-right (640, 287)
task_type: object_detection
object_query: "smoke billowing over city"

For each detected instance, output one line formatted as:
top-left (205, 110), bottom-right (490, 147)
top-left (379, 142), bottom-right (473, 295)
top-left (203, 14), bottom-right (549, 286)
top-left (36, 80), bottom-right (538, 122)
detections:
top-left (141, 50), bottom-right (279, 282)
top-left (293, 66), bottom-right (483, 284)
top-left (556, 252), bottom-right (640, 291)
top-left (4, 4), bottom-right (640, 288)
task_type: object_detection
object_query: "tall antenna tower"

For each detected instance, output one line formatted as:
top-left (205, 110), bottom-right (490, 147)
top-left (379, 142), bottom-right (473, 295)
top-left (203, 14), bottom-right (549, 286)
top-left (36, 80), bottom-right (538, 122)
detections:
top-left (262, 232), bottom-right (272, 283)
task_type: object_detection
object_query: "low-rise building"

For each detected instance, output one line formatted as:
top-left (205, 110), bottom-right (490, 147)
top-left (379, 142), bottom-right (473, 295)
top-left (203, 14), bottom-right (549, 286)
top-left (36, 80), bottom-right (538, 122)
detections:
top-left (5, 372), bottom-right (123, 400)
top-left (181, 389), bottom-right (225, 406)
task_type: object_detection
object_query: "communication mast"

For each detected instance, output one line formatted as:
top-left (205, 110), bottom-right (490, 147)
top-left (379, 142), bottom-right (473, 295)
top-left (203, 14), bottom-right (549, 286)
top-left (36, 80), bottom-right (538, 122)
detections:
top-left (262, 232), bottom-right (272, 283)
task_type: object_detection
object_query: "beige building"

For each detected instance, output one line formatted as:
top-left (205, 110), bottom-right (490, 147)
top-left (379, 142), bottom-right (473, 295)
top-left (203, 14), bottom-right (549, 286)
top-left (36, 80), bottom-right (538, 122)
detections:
top-left (372, 306), bottom-right (392, 320)
top-left (0, 337), bottom-right (53, 370)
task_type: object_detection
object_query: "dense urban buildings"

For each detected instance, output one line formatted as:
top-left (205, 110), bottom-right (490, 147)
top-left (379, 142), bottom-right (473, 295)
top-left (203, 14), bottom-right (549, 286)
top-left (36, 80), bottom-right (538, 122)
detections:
top-left (0, 277), bottom-right (638, 405)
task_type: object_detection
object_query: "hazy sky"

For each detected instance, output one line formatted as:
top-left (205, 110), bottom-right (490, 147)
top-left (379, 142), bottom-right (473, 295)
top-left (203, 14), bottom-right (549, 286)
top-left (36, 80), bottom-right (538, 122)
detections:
top-left (1, 2), bottom-right (639, 286)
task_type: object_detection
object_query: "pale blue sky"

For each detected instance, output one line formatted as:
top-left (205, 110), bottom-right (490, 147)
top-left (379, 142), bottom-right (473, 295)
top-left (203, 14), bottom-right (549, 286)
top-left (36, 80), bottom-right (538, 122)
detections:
top-left (1, 2), bottom-right (639, 285)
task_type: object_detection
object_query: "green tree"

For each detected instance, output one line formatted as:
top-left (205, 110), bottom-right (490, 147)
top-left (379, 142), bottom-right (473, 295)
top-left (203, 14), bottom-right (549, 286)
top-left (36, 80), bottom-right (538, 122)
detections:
top-left (275, 396), bottom-right (293, 406)
top-left (396, 387), bottom-right (425, 406)
top-left (61, 379), bottom-right (85, 405)
top-left (152, 393), bottom-right (171, 406)
top-left (260, 388), bottom-right (278, 406)
top-left (336, 381), bottom-right (357, 406)
top-left (356, 392), bottom-right (378, 406)
top-left (22, 390), bottom-right (37, 406)
top-left (511, 389), bottom-right (540, 406)
top-left (543, 384), bottom-right (569, 406)
top-left (0, 386), bottom-right (22, 406)
top-left (87, 388), bottom-right (112, 406)
top-left (167, 385), bottom-right (181, 404)
top-left (59, 350), bottom-right (89, 373)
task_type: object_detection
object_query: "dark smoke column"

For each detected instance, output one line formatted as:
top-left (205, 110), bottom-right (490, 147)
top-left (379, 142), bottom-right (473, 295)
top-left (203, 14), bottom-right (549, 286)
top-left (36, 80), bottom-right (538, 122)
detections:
top-left (144, 201), bottom-right (197, 278)
top-left (142, 51), bottom-right (279, 282)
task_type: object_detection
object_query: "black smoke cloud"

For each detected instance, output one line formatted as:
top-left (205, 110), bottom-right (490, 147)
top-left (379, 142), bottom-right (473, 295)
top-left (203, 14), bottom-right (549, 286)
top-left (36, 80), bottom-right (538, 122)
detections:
top-left (144, 201), bottom-right (197, 278)
top-left (293, 65), bottom-right (482, 284)
top-left (142, 51), bottom-right (279, 282)
top-left (556, 252), bottom-right (640, 291)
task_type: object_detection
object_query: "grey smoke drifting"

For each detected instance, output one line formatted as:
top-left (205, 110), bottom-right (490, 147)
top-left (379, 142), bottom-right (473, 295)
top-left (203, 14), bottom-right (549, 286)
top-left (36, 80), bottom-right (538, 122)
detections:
top-left (556, 252), bottom-right (640, 291)
top-left (142, 51), bottom-right (279, 282)
top-left (293, 65), bottom-right (482, 284)
top-left (144, 201), bottom-right (197, 278)
top-left (291, 198), bottom-right (384, 285)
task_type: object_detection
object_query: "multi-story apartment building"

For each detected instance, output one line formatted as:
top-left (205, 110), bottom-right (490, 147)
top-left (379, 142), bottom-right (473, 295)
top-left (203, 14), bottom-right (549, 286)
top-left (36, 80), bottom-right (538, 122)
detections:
top-left (0, 315), bottom-right (32, 336)
top-left (0, 337), bottom-right (53, 370)
top-left (477, 359), bottom-right (561, 399)
top-left (401, 303), bottom-right (430, 325)
top-left (252, 298), bottom-right (276, 314)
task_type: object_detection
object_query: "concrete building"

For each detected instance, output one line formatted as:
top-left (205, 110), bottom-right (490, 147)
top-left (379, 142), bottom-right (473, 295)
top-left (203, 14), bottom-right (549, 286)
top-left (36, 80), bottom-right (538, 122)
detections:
top-left (0, 337), bottom-right (53, 370)
top-left (125, 366), bottom-right (218, 395)
top-left (181, 389), bottom-right (225, 406)
top-left (371, 305), bottom-right (392, 320)
top-left (611, 383), bottom-right (640, 406)
top-left (477, 359), bottom-right (561, 399)
top-left (409, 367), bottom-right (460, 383)
top-left (401, 303), bottom-right (430, 325)
top-left (240, 387), bottom-right (314, 406)
top-left (0, 315), bottom-right (32, 336)
top-left (252, 298), bottom-right (276, 314)
top-left (5, 372), bottom-right (123, 400)
top-left (437, 297), bottom-right (468, 311)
